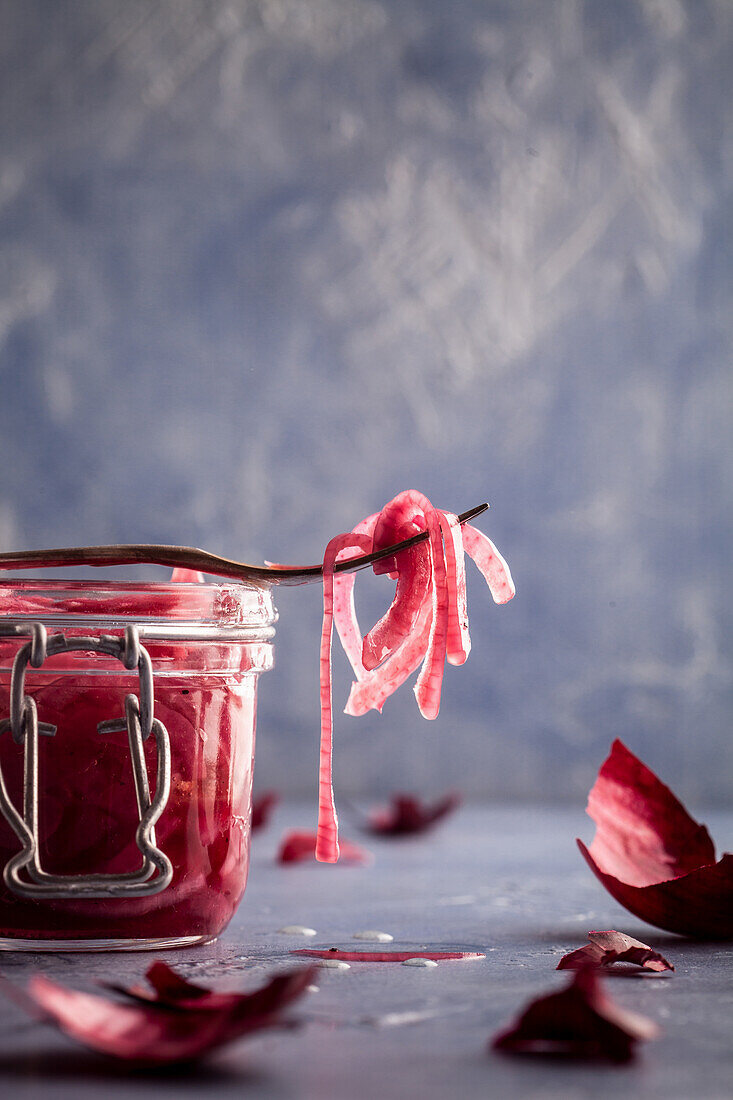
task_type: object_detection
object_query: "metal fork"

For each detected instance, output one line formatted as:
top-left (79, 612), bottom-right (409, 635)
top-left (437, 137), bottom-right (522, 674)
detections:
top-left (0, 504), bottom-right (488, 587)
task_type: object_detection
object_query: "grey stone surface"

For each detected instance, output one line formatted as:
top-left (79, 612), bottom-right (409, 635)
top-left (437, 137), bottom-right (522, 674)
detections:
top-left (0, 804), bottom-right (731, 1098)
top-left (0, 1), bottom-right (731, 801)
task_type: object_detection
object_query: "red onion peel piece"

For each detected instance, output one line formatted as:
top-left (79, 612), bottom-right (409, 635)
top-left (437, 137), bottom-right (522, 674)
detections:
top-left (279, 830), bottom-right (371, 865)
top-left (578, 740), bottom-right (733, 938)
top-left (557, 931), bottom-right (674, 973)
top-left (492, 967), bottom-right (658, 1062)
top-left (2, 964), bottom-right (316, 1066)
top-left (367, 792), bottom-right (461, 835)
top-left (252, 791), bottom-right (278, 832)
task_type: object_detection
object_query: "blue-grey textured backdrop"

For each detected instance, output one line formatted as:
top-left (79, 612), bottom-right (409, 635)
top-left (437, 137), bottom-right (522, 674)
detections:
top-left (0, 0), bottom-right (730, 805)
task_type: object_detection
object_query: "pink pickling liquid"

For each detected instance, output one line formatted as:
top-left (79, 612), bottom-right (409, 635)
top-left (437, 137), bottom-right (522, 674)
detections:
top-left (0, 581), bottom-right (274, 944)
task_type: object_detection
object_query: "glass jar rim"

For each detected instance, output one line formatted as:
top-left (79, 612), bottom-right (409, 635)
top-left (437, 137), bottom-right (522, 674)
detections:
top-left (0, 580), bottom-right (277, 643)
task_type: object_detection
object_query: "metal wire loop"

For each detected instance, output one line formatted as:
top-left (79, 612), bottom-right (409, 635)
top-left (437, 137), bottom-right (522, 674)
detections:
top-left (0, 624), bottom-right (172, 899)
top-left (5, 624), bottom-right (155, 742)
top-left (122, 624), bottom-right (140, 670)
top-left (29, 623), bottom-right (47, 668)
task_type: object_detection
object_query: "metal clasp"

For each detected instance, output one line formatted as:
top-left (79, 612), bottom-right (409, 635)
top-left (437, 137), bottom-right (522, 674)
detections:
top-left (0, 624), bottom-right (173, 898)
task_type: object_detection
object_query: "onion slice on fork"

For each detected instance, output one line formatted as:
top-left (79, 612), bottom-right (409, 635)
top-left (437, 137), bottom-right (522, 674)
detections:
top-left (315, 492), bottom-right (514, 862)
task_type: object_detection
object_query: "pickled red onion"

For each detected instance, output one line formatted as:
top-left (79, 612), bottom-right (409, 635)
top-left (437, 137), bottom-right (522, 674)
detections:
top-left (331, 513), bottom-right (379, 682)
top-left (170, 567), bottom-right (206, 583)
top-left (362, 522), bottom-right (431, 672)
top-left (315, 492), bottom-right (514, 863)
top-left (438, 512), bottom-right (470, 666)
top-left (398, 492), bottom-right (449, 721)
top-left (345, 597), bottom-right (432, 717)
top-left (317, 533), bottom-right (372, 863)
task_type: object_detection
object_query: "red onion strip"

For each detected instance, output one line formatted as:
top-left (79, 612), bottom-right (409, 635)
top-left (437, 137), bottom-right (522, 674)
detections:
top-left (438, 511), bottom-right (471, 666)
top-left (345, 595), bottom-right (433, 716)
top-left (331, 514), bottom-right (379, 681)
top-left (316, 495), bottom-right (514, 862)
top-left (461, 524), bottom-right (515, 603)
top-left (411, 495), bottom-right (449, 720)
top-left (316, 533), bottom-right (373, 863)
top-left (362, 522), bottom-right (430, 672)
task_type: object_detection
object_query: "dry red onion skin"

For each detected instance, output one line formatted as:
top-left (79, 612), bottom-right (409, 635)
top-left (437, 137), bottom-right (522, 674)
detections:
top-left (278, 831), bottom-right (371, 866)
top-left (579, 844), bottom-right (733, 940)
top-left (106, 961), bottom-right (248, 1011)
top-left (252, 792), bottom-right (279, 832)
top-left (557, 931), bottom-right (674, 973)
top-left (3, 964), bottom-right (316, 1066)
top-left (491, 967), bottom-right (659, 1063)
top-left (579, 740), bottom-right (733, 939)
top-left (367, 793), bottom-right (461, 836)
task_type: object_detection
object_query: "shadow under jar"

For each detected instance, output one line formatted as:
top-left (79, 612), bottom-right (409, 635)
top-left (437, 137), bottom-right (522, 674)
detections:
top-left (0, 580), bottom-right (276, 951)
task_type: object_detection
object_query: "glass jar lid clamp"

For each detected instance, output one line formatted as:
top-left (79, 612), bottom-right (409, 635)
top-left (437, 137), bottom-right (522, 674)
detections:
top-left (0, 623), bottom-right (173, 899)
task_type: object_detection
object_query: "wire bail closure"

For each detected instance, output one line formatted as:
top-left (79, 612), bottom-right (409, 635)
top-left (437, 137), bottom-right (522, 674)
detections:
top-left (0, 623), bottom-right (173, 899)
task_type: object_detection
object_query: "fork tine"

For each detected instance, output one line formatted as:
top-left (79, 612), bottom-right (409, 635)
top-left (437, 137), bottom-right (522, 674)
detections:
top-left (331, 503), bottom-right (489, 577)
top-left (269, 503), bottom-right (489, 584)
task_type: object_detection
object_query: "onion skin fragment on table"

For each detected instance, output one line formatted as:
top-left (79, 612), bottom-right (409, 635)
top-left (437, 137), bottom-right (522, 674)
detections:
top-left (491, 967), bottom-right (659, 1063)
top-left (315, 490), bottom-right (515, 863)
top-left (251, 791), bottom-right (279, 832)
top-left (557, 931), bottom-right (674, 973)
top-left (578, 740), bottom-right (733, 939)
top-left (278, 830), bottom-right (371, 865)
top-left (366, 792), bottom-right (462, 836)
top-left (0, 962), bottom-right (317, 1066)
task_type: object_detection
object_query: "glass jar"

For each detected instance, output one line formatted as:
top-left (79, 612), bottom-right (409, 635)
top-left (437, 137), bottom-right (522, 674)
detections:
top-left (0, 580), bottom-right (276, 951)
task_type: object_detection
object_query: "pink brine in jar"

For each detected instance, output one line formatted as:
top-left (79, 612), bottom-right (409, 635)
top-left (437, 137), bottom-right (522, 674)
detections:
top-left (0, 580), bottom-right (276, 950)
